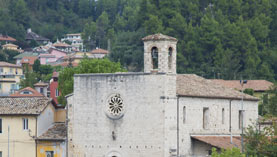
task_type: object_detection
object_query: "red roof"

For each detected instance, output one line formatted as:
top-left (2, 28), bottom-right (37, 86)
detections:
top-left (211, 79), bottom-right (274, 92)
top-left (191, 136), bottom-right (242, 150)
top-left (10, 87), bottom-right (44, 97)
top-left (0, 35), bottom-right (16, 42)
top-left (91, 48), bottom-right (109, 54)
top-left (21, 56), bottom-right (38, 65)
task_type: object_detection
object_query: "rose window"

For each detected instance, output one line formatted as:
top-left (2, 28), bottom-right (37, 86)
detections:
top-left (106, 94), bottom-right (124, 118)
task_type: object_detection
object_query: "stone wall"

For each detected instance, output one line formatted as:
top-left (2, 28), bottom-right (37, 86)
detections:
top-left (67, 73), bottom-right (177, 157)
top-left (143, 40), bottom-right (177, 74)
top-left (178, 97), bottom-right (258, 156)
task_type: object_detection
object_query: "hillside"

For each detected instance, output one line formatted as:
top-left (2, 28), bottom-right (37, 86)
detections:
top-left (0, 0), bottom-right (277, 81)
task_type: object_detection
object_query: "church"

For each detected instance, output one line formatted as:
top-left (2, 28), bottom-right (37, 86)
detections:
top-left (67, 34), bottom-right (258, 157)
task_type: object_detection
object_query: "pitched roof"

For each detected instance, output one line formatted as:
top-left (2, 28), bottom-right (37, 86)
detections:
top-left (177, 74), bottom-right (258, 101)
top-left (142, 33), bottom-right (178, 41)
top-left (53, 42), bottom-right (70, 47)
top-left (91, 48), bottom-right (109, 54)
top-left (21, 56), bottom-right (38, 65)
top-left (191, 136), bottom-right (241, 150)
top-left (13, 52), bottom-right (38, 59)
top-left (66, 33), bottom-right (81, 36)
top-left (0, 97), bottom-right (50, 115)
top-left (39, 53), bottom-right (55, 58)
top-left (211, 79), bottom-right (274, 92)
top-left (10, 87), bottom-right (44, 97)
top-left (0, 34), bottom-right (16, 42)
top-left (25, 31), bottom-right (49, 41)
top-left (34, 82), bottom-right (48, 87)
top-left (2, 43), bottom-right (18, 48)
top-left (0, 61), bottom-right (21, 68)
top-left (37, 123), bottom-right (66, 141)
top-left (53, 61), bottom-right (78, 67)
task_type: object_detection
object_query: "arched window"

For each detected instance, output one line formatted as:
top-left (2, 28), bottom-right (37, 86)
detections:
top-left (151, 47), bottom-right (158, 69)
top-left (168, 47), bottom-right (173, 70)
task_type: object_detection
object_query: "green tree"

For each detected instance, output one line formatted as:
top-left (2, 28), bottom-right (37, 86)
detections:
top-left (211, 147), bottom-right (245, 157)
top-left (13, 0), bottom-right (30, 27)
top-left (58, 58), bottom-right (126, 105)
top-left (82, 21), bottom-right (97, 50)
top-left (32, 59), bottom-right (41, 73)
top-left (244, 121), bottom-right (277, 156)
top-left (20, 65), bottom-right (38, 88)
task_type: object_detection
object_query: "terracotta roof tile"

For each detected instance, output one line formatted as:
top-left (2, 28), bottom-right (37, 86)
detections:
top-left (0, 61), bottom-right (21, 68)
top-left (191, 136), bottom-right (242, 150)
top-left (177, 74), bottom-right (258, 101)
top-left (21, 56), bottom-right (38, 65)
top-left (37, 123), bottom-right (66, 141)
top-left (91, 48), bottom-right (109, 54)
top-left (0, 35), bottom-right (16, 42)
top-left (211, 79), bottom-right (274, 92)
top-left (10, 87), bottom-right (44, 97)
top-left (0, 97), bottom-right (50, 115)
top-left (142, 33), bottom-right (178, 41)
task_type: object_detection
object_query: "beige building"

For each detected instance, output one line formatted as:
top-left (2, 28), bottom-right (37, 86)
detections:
top-left (0, 97), bottom-right (66, 157)
top-left (0, 62), bottom-right (23, 96)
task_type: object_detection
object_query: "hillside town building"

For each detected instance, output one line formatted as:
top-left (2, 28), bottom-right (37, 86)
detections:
top-left (67, 34), bottom-right (259, 157)
top-left (0, 62), bottom-right (23, 96)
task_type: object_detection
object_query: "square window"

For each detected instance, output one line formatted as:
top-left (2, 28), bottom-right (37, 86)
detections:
top-left (40, 88), bottom-right (44, 94)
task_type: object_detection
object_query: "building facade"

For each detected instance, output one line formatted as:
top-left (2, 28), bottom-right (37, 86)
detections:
top-left (61, 33), bottom-right (83, 52)
top-left (67, 34), bottom-right (259, 157)
top-left (0, 62), bottom-right (23, 96)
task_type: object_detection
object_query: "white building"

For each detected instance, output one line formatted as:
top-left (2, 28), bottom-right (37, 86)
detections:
top-left (67, 34), bottom-right (259, 157)
top-left (61, 33), bottom-right (83, 52)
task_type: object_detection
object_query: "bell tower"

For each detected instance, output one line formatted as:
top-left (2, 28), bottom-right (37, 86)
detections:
top-left (142, 33), bottom-right (178, 74)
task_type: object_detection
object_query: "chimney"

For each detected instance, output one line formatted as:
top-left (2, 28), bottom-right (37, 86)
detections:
top-left (27, 28), bottom-right (32, 33)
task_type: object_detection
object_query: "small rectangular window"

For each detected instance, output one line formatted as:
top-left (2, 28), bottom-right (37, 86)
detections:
top-left (222, 108), bottom-right (225, 124)
top-left (55, 89), bottom-right (59, 97)
top-left (46, 151), bottom-right (54, 157)
top-left (23, 118), bottom-right (28, 130)
top-left (239, 110), bottom-right (243, 130)
top-left (0, 151), bottom-right (2, 157)
top-left (40, 88), bottom-right (44, 94)
top-left (183, 106), bottom-right (186, 124)
top-left (203, 107), bottom-right (209, 129)
top-left (0, 118), bottom-right (2, 133)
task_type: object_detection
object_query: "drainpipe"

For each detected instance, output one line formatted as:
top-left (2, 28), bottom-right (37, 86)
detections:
top-left (229, 99), bottom-right (233, 144)
top-left (177, 96), bottom-right (180, 157)
top-left (36, 117), bottom-right (37, 157)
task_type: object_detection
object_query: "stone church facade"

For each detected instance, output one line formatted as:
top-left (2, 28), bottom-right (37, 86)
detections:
top-left (67, 34), bottom-right (258, 157)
